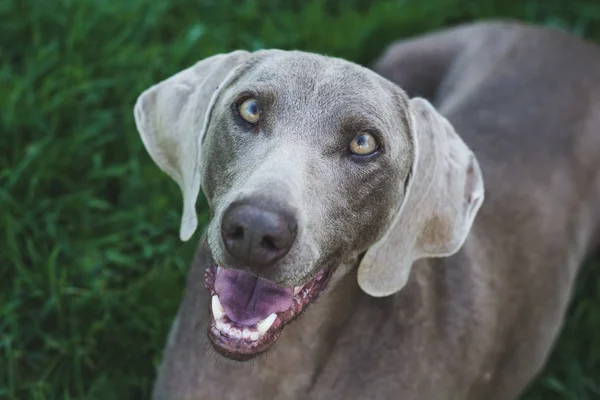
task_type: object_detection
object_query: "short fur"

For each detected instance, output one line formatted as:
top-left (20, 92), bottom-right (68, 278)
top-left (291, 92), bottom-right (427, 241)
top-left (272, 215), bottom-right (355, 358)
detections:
top-left (136, 20), bottom-right (600, 400)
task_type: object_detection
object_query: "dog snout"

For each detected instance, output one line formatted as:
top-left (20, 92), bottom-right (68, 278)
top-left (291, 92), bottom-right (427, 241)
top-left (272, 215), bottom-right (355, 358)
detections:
top-left (221, 200), bottom-right (298, 271)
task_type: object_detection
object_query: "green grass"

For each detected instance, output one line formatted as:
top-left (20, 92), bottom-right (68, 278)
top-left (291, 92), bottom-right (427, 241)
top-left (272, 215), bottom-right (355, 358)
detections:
top-left (1, 0), bottom-right (600, 398)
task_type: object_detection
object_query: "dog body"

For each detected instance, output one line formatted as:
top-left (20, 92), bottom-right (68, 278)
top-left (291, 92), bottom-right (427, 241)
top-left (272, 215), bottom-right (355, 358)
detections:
top-left (139, 21), bottom-right (600, 400)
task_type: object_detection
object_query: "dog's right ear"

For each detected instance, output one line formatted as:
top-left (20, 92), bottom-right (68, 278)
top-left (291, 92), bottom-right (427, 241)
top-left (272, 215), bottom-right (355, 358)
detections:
top-left (134, 51), bottom-right (250, 241)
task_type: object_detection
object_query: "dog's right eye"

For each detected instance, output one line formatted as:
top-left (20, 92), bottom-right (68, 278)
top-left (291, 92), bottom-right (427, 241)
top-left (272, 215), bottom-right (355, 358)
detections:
top-left (350, 132), bottom-right (378, 156)
top-left (238, 98), bottom-right (261, 124)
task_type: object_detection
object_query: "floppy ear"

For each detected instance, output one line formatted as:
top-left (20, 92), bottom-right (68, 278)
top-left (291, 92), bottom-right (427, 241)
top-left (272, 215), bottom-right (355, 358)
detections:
top-left (357, 97), bottom-right (484, 297)
top-left (134, 51), bottom-right (250, 241)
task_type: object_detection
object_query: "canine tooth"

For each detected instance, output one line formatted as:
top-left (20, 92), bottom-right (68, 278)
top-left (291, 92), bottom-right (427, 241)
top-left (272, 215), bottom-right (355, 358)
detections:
top-left (250, 331), bottom-right (260, 341)
top-left (294, 286), bottom-right (303, 295)
top-left (243, 328), bottom-right (251, 339)
top-left (212, 296), bottom-right (226, 320)
top-left (257, 313), bottom-right (277, 335)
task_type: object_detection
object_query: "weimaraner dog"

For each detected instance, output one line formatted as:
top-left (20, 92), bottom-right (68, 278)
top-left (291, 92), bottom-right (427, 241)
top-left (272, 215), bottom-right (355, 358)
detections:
top-left (134, 20), bottom-right (600, 400)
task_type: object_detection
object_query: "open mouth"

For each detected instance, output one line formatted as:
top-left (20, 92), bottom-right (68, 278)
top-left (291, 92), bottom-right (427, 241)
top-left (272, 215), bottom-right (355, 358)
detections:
top-left (204, 263), bottom-right (332, 361)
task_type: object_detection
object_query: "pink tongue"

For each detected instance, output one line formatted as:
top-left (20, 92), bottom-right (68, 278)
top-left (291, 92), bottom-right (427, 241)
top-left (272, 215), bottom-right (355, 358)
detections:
top-left (214, 268), bottom-right (294, 326)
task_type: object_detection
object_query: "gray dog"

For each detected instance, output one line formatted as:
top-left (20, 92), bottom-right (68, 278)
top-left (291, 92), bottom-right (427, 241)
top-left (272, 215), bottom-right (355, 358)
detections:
top-left (134, 20), bottom-right (600, 400)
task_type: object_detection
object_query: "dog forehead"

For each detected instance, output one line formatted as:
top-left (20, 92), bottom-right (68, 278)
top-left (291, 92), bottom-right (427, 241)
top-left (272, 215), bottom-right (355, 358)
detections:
top-left (238, 50), bottom-right (395, 109)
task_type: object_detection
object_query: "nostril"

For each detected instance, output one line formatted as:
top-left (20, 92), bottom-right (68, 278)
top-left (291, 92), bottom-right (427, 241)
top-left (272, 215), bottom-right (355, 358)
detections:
top-left (260, 235), bottom-right (280, 253)
top-left (226, 225), bottom-right (245, 241)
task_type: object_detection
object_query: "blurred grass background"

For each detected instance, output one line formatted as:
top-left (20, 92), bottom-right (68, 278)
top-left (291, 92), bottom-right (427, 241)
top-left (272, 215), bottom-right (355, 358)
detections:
top-left (1, 0), bottom-right (600, 398)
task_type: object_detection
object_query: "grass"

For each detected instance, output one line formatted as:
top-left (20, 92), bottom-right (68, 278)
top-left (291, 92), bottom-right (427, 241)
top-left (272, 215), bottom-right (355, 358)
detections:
top-left (1, 0), bottom-right (599, 398)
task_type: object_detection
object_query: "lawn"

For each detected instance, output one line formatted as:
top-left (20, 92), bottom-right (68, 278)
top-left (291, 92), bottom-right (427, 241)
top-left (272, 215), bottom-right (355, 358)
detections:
top-left (1, 0), bottom-right (599, 398)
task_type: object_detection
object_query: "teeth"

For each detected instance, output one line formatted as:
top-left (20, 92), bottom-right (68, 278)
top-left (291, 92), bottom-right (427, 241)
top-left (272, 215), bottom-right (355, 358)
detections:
top-left (230, 327), bottom-right (242, 339)
top-left (211, 296), bottom-right (226, 320)
top-left (212, 295), bottom-right (277, 341)
top-left (293, 286), bottom-right (303, 295)
top-left (256, 313), bottom-right (277, 335)
top-left (216, 319), bottom-right (231, 333)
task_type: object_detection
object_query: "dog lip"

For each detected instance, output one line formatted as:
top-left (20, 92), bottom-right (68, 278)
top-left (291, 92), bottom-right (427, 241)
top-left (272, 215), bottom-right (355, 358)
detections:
top-left (204, 262), bottom-right (332, 360)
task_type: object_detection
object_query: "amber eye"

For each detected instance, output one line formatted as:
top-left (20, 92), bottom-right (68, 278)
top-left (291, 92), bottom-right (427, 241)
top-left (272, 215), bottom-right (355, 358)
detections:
top-left (349, 132), bottom-right (378, 155)
top-left (238, 98), bottom-right (260, 124)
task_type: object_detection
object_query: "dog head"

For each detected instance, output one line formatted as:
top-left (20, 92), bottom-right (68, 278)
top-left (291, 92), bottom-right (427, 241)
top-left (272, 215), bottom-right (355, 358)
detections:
top-left (134, 50), bottom-right (484, 360)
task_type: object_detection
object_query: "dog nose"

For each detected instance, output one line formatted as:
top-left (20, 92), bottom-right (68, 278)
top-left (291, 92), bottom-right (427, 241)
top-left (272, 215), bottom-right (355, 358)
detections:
top-left (221, 201), bottom-right (297, 269)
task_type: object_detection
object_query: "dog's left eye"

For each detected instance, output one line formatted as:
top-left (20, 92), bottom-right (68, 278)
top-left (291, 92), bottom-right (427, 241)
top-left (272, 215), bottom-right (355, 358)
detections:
top-left (238, 98), bottom-right (260, 124)
top-left (350, 132), bottom-right (378, 156)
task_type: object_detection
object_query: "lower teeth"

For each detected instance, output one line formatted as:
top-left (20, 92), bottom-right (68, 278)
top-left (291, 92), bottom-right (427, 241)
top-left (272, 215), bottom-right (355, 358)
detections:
top-left (212, 295), bottom-right (278, 341)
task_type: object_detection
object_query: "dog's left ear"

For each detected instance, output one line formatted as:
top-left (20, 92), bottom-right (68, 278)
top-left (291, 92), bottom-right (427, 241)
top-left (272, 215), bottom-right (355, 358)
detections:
top-left (134, 51), bottom-right (250, 241)
top-left (358, 97), bottom-right (485, 297)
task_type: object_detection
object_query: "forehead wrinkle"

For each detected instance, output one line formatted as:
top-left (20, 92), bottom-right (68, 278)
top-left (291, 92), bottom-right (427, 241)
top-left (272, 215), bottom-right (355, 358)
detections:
top-left (251, 53), bottom-right (321, 89)
top-left (249, 54), bottom-right (370, 106)
top-left (223, 81), bottom-right (279, 103)
top-left (314, 69), bottom-right (395, 123)
top-left (240, 52), bottom-right (391, 107)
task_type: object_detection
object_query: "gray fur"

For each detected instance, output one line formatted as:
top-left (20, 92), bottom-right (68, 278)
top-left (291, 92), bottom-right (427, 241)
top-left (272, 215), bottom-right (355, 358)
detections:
top-left (135, 20), bottom-right (600, 400)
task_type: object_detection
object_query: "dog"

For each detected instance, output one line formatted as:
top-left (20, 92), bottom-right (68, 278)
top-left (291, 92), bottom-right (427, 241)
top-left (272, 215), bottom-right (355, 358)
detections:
top-left (134, 20), bottom-right (600, 400)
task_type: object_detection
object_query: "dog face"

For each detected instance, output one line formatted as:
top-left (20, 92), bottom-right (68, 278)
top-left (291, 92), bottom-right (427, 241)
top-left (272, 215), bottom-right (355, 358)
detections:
top-left (134, 50), bottom-right (484, 360)
top-left (202, 50), bottom-right (413, 285)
